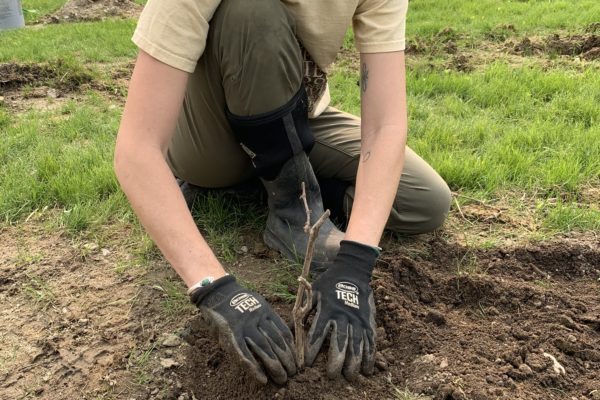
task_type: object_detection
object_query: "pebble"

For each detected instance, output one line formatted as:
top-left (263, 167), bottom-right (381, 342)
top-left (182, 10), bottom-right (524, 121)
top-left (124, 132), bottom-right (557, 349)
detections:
top-left (240, 246), bottom-right (248, 253)
top-left (567, 334), bottom-right (577, 343)
top-left (440, 358), bottom-right (449, 369)
top-left (47, 88), bottom-right (59, 98)
top-left (518, 364), bottom-right (533, 376)
top-left (425, 310), bottom-right (447, 326)
top-left (101, 248), bottom-right (111, 256)
top-left (151, 388), bottom-right (159, 395)
top-left (375, 352), bottom-right (388, 371)
top-left (83, 242), bottom-right (99, 251)
top-left (162, 334), bottom-right (182, 348)
top-left (160, 358), bottom-right (179, 369)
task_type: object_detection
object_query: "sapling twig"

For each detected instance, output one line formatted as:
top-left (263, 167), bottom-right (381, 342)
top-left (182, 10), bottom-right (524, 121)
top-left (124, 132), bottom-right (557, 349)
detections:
top-left (299, 182), bottom-right (311, 233)
top-left (292, 183), bottom-right (330, 368)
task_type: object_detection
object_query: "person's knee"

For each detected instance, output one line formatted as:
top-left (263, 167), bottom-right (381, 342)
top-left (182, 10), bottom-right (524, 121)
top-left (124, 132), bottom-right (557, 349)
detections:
top-left (418, 179), bottom-right (452, 233)
top-left (385, 176), bottom-right (452, 235)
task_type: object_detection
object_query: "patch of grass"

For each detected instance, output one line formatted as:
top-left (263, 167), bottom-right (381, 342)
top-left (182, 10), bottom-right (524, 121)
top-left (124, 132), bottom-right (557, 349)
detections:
top-left (390, 383), bottom-right (432, 400)
top-left (533, 279), bottom-right (553, 289)
top-left (0, 19), bottom-right (137, 63)
top-left (0, 94), bottom-right (132, 230)
top-left (455, 251), bottom-right (481, 277)
top-left (330, 59), bottom-right (600, 233)
top-left (22, 0), bottom-right (67, 23)
top-left (264, 261), bottom-right (303, 302)
top-left (408, 64), bottom-right (600, 193)
top-left (406, 0), bottom-right (600, 39)
top-left (538, 201), bottom-right (600, 232)
top-left (22, 273), bottom-right (56, 310)
top-left (192, 192), bottom-right (265, 262)
top-left (126, 343), bottom-right (156, 385)
top-left (154, 278), bottom-right (194, 317)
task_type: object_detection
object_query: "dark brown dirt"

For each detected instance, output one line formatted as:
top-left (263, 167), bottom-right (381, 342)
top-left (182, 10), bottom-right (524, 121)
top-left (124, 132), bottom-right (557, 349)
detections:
top-left (0, 61), bottom-right (93, 92)
top-left (2, 221), bottom-right (599, 399)
top-left (176, 237), bottom-right (600, 400)
top-left (0, 61), bottom-right (131, 110)
top-left (512, 34), bottom-right (600, 60)
top-left (43, 0), bottom-right (142, 24)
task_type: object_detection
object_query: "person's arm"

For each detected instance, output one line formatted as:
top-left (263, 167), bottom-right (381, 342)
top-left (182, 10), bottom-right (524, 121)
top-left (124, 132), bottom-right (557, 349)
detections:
top-left (345, 51), bottom-right (407, 246)
top-left (115, 50), bottom-right (296, 384)
top-left (305, 51), bottom-right (406, 380)
top-left (114, 50), bottom-right (227, 286)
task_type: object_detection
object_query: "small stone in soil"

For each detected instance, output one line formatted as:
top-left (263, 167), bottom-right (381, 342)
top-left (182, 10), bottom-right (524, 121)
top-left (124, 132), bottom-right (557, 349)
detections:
top-left (425, 310), bottom-right (447, 326)
top-left (440, 358), bottom-right (449, 369)
top-left (162, 334), bottom-right (182, 347)
top-left (375, 352), bottom-right (388, 371)
top-left (518, 363), bottom-right (533, 376)
top-left (160, 358), bottom-right (179, 369)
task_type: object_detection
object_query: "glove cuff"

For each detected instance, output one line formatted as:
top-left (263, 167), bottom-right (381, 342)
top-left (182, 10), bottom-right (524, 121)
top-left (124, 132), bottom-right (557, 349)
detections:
top-left (189, 274), bottom-right (237, 306)
top-left (335, 240), bottom-right (380, 276)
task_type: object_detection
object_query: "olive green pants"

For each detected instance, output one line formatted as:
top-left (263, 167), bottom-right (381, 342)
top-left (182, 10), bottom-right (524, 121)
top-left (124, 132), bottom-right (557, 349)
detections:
top-left (167, 0), bottom-right (451, 234)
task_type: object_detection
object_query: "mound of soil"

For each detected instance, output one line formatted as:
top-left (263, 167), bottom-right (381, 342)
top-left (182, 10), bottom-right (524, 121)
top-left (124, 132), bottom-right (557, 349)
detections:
top-left (43, 0), bottom-right (142, 23)
top-left (0, 61), bottom-right (93, 91)
top-left (179, 238), bottom-right (600, 399)
top-left (513, 34), bottom-right (600, 60)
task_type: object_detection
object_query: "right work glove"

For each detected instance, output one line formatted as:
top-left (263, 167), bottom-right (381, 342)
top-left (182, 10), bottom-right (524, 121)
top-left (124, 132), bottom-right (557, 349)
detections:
top-left (190, 275), bottom-right (297, 384)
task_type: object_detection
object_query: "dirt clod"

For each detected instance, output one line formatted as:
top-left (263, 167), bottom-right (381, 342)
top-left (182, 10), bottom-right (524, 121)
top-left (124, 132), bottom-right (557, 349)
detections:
top-left (175, 237), bottom-right (600, 399)
top-left (512, 34), bottom-right (600, 60)
top-left (43, 0), bottom-right (142, 23)
top-left (0, 61), bottom-right (93, 92)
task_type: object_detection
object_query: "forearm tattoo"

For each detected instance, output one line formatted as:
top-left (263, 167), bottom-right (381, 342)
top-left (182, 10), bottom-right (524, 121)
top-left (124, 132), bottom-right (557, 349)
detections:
top-left (361, 62), bottom-right (369, 93)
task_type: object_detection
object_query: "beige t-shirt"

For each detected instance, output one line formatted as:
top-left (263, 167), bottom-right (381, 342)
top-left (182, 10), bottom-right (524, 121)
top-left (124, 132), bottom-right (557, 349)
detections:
top-left (133, 0), bottom-right (408, 117)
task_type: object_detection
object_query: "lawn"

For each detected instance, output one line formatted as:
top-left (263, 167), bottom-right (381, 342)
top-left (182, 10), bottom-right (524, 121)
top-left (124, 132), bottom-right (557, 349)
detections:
top-left (1, 1), bottom-right (599, 399)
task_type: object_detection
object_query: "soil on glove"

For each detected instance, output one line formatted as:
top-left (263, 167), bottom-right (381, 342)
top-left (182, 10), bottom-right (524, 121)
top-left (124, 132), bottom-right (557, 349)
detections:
top-left (43, 0), bottom-right (142, 23)
top-left (180, 237), bottom-right (600, 400)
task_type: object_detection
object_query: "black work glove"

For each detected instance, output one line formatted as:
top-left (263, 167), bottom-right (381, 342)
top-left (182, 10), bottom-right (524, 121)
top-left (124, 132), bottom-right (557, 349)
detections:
top-left (190, 275), bottom-right (297, 384)
top-left (305, 240), bottom-right (379, 380)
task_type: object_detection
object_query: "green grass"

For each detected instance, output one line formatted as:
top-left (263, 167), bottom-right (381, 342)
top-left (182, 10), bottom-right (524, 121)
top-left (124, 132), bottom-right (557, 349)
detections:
top-left (330, 61), bottom-right (600, 232)
top-left (0, 19), bottom-right (137, 63)
top-left (1, 0), bottom-right (599, 240)
top-left (406, 0), bottom-right (600, 38)
top-left (22, 0), bottom-right (67, 23)
top-left (0, 94), bottom-right (132, 231)
top-left (191, 192), bottom-right (265, 261)
top-left (23, 273), bottom-right (57, 310)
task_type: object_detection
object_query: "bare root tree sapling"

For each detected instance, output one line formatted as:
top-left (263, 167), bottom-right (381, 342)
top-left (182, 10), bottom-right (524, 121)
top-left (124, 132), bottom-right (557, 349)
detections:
top-left (292, 182), bottom-right (331, 368)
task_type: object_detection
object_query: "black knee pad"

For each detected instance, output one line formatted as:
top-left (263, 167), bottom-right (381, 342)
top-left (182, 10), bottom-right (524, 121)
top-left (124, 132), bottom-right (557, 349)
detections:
top-left (226, 85), bottom-right (315, 180)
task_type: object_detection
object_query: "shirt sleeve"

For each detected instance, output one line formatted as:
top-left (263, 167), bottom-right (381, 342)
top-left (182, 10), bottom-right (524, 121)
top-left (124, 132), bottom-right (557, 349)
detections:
top-left (353, 0), bottom-right (408, 54)
top-left (132, 0), bottom-right (221, 73)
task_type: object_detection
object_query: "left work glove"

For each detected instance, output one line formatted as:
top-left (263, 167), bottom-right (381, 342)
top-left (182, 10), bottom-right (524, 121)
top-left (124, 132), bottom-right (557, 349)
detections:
top-left (305, 240), bottom-right (379, 381)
